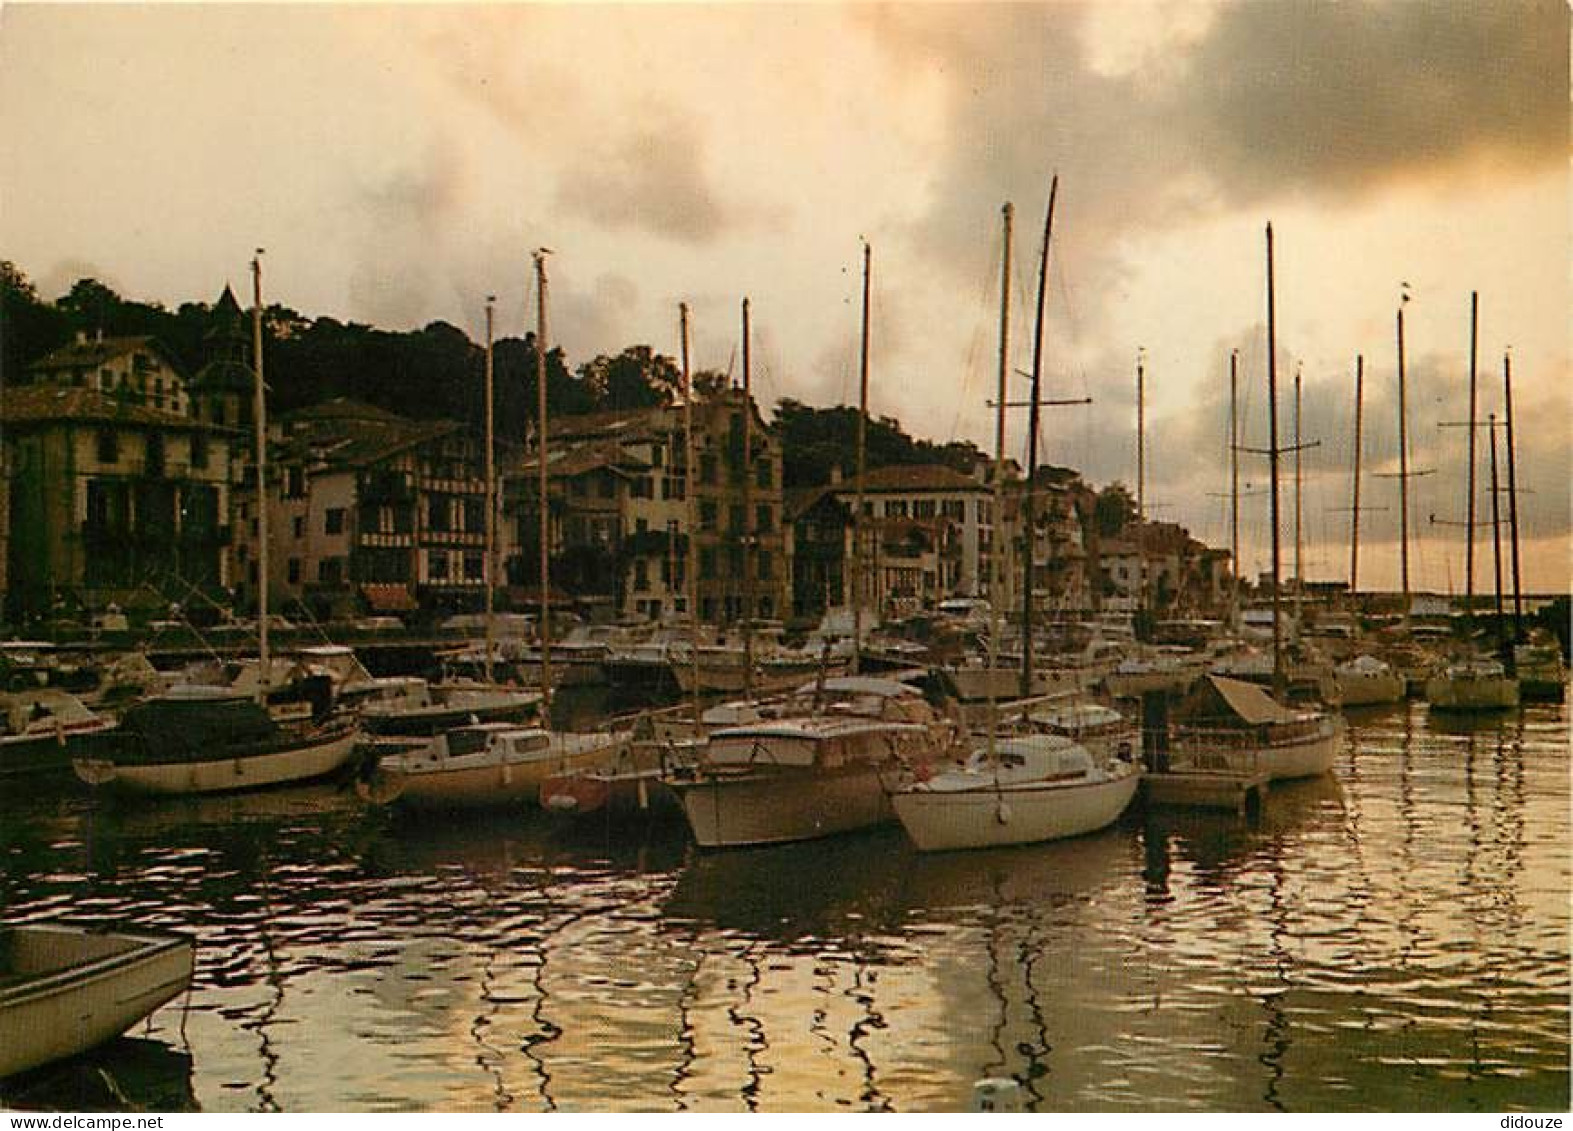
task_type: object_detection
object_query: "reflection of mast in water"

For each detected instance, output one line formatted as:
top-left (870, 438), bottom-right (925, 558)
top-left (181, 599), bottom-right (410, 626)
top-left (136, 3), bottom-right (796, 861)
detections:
top-left (1493, 713), bottom-right (1527, 937)
top-left (667, 945), bottom-right (701, 1111)
top-left (1462, 730), bottom-right (1488, 1080)
top-left (1256, 853), bottom-right (1292, 1111)
top-left (242, 851), bottom-right (283, 1113)
top-left (520, 912), bottom-right (568, 1112)
top-left (1395, 705), bottom-right (1420, 971)
top-left (725, 940), bottom-right (767, 1112)
top-left (981, 904), bottom-right (1009, 1081)
top-left (471, 947), bottom-right (515, 1111)
top-left (845, 955), bottom-right (892, 1111)
top-left (1014, 923), bottom-right (1052, 1110)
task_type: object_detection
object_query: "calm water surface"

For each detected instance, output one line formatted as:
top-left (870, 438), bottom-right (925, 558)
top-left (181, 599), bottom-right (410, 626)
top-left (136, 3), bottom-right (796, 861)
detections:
top-left (1, 702), bottom-right (1566, 1112)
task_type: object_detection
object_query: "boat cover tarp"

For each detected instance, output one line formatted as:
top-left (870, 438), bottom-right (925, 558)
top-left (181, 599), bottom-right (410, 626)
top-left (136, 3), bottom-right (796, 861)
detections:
top-left (108, 694), bottom-right (280, 762)
top-left (1175, 674), bottom-right (1300, 726)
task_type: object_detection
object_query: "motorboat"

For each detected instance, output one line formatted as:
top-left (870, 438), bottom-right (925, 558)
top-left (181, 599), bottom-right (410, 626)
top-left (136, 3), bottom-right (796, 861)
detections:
top-left (0, 689), bottom-right (116, 780)
top-left (1425, 656), bottom-right (1520, 713)
top-left (664, 675), bottom-right (959, 848)
top-left (1333, 653), bottom-right (1406, 707)
top-left (887, 733), bottom-right (1140, 852)
top-left (358, 722), bottom-right (630, 809)
top-left (0, 923), bottom-right (194, 1079)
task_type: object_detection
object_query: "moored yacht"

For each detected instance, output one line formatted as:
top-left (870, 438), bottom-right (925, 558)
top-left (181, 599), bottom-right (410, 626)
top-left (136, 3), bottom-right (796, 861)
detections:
top-left (1424, 655), bottom-right (1519, 713)
top-left (1166, 674), bottom-right (1342, 781)
top-left (887, 733), bottom-right (1140, 852)
top-left (664, 675), bottom-right (958, 848)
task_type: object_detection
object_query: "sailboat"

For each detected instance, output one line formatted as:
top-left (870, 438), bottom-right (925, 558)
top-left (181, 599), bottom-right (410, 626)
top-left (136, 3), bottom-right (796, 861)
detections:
top-left (359, 259), bottom-right (630, 808)
top-left (889, 192), bottom-right (1140, 853)
top-left (1334, 356), bottom-right (1405, 707)
top-left (1168, 225), bottom-right (1340, 781)
top-left (74, 253), bottom-right (361, 796)
top-left (665, 250), bottom-right (961, 849)
top-left (1425, 295), bottom-right (1519, 714)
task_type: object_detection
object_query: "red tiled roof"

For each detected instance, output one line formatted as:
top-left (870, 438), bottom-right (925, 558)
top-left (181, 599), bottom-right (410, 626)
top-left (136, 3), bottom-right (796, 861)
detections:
top-left (853, 463), bottom-right (983, 493)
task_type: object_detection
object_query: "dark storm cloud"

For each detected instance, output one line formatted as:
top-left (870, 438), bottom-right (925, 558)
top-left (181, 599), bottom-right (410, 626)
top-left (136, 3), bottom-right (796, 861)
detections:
top-left (869, 1), bottom-right (1568, 287)
top-left (1181, 0), bottom-right (1570, 202)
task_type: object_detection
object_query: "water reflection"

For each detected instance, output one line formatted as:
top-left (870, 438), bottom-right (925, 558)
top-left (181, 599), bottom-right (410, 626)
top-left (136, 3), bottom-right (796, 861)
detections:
top-left (0, 703), bottom-right (1566, 1112)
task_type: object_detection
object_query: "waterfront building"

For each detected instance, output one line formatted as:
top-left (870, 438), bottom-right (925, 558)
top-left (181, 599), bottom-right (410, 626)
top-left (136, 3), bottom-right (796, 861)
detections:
top-left (1, 383), bottom-right (234, 621)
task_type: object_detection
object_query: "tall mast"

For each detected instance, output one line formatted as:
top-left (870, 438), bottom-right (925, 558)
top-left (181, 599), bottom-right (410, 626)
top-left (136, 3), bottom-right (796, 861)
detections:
top-left (987, 202), bottom-right (1013, 761)
top-left (1229, 349), bottom-right (1241, 632)
top-left (533, 249), bottom-right (552, 715)
top-left (251, 249), bottom-right (269, 698)
top-left (1266, 223), bottom-right (1284, 694)
top-left (1350, 355), bottom-right (1364, 595)
top-left (680, 303), bottom-right (701, 728)
top-left (1020, 176), bottom-right (1057, 698)
top-left (1293, 361), bottom-right (1303, 639)
top-left (483, 295), bottom-right (496, 685)
top-left (1397, 299), bottom-right (1411, 624)
top-left (1136, 349), bottom-right (1146, 620)
top-left (1488, 413), bottom-right (1505, 657)
top-left (1465, 291), bottom-right (1478, 616)
top-left (852, 240), bottom-right (871, 674)
top-left (740, 297), bottom-right (754, 700)
top-left (1503, 352), bottom-right (1523, 637)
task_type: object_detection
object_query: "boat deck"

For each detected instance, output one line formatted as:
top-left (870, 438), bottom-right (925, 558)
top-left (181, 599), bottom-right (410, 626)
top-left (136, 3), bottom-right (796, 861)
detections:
top-left (1142, 767), bottom-right (1270, 815)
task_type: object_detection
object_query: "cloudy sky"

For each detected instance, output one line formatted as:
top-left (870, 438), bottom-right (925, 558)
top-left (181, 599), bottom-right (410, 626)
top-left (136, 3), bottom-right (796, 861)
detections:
top-left (2, 1), bottom-right (1567, 593)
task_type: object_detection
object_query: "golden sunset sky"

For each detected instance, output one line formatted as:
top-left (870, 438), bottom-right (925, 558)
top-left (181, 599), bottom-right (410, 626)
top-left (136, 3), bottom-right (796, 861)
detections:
top-left (2, 1), bottom-right (1567, 593)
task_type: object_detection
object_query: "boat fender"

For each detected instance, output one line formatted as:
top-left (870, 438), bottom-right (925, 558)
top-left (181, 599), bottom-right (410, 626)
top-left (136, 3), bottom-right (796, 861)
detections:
top-left (544, 792), bottom-right (579, 812)
top-left (995, 802), bottom-right (1011, 825)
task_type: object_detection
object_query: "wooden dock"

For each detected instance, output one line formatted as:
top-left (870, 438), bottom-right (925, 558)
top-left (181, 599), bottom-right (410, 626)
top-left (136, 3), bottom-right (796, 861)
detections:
top-left (1142, 767), bottom-right (1270, 815)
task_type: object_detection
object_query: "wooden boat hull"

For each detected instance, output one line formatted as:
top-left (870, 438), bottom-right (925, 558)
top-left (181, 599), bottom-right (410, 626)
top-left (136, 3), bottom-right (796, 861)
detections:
top-left (1257, 724), bottom-right (1342, 780)
top-left (368, 737), bottom-right (624, 809)
top-left (73, 728), bottom-right (359, 796)
top-left (891, 767), bottom-right (1140, 852)
top-left (670, 762), bottom-right (896, 848)
top-left (0, 925), bottom-right (194, 1079)
top-left (1424, 675), bottom-right (1520, 712)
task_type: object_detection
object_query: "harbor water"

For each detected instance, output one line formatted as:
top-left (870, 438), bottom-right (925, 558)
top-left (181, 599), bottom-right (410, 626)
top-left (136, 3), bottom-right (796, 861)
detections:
top-left (1, 701), bottom-right (1567, 1112)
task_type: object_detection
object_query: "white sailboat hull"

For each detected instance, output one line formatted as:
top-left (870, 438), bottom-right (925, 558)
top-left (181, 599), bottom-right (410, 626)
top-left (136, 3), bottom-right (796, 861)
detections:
top-left (368, 733), bottom-right (626, 809)
top-left (891, 766), bottom-right (1140, 852)
top-left (671, 763), bottom-right (895, 848)
top-left (74, 729), bottom-right (360, 796)
top-left (1257, 724), bottom-right (1342, 780)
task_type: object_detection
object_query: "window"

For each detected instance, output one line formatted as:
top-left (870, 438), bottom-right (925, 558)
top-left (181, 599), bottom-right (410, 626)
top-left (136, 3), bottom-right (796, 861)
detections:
top-left (755, 459), bottom-right (772, 489)
top-left (463, 497), bottom-right (483, 533)
top-left (700, 548), bottom-right (716, 580)
top-left (292, 515), bottom-right (306, 539)
top-left (700, 454), bottom-right (717, 485)
top-left (285, 466), bottom-right (305, 499)
top-left (730, 505), bottom-right (746, 534)
top-left (287, 558), bottom-right (302, 585)
top-left (758, 551), bottom-right (774, 581)
top-left (325, 508), bottom-right (345, 535)
top-left (942, 500), bottom-right (965, 521)
top-left (144, 432), bottom-right (165, 477)
top-left (318, 557), bottom-right (344, 584)
top-left (886, 499), bottom-right (908, 518)
top-left (914, 499), bottom-right (936, 519)
top-left (635, 517), bottom-right (648, 535)
top-left (191, 431), bottom-right (209, 470)
top-left (634, 560), bottom-right (649, 591)
top-left (96, 429), bottom-right (119, 464)
top-left (428, 495), bottom-right (451, 532)
top-left (756, 504), bottom-right (773, 534)
top-left (651, 444), bottom-right (663, 467)
top-left (429, 550), bottom-right (450, 580)
top-left (700, 501), bottom-right (718, 531)
top-left (463, 552), bottom-right (484, 581)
